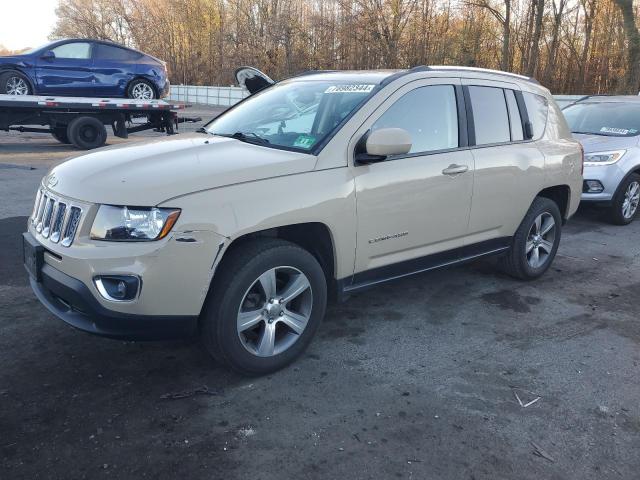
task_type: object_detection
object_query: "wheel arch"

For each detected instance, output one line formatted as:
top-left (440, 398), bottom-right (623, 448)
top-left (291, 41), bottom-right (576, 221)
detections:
top-left (212, 222), bottom-right (338, 299)
top-left (537, 185), bottom-right (571, 223)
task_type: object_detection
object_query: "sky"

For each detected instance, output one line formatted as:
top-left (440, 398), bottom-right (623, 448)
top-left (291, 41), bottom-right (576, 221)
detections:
top-left (0, 0), bottom-right (58, 51)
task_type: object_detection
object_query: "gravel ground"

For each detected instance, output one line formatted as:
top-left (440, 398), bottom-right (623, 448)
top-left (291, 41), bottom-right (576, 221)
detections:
top-left (1, 106), bottom-right (639, 479)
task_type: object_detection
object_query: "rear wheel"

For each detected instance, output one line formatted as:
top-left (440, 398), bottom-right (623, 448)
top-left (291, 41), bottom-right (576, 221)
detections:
top-left (201, 238), bottom-right (327, 375)
top-left (127, 79), bottom-right (156, 100)
top-left (67, 116), bottom-right (107, 150)
top-left (51, 127), bottom-right (70, 144)
top-left (499, 197), bottom-right (562, 280)
top-left (608, 173), bottom-right (640, 225)
top-left (0, 71), bottom-right (31, 95)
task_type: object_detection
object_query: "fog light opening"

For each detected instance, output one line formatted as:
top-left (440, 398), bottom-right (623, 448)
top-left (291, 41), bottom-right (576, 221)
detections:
top-left (584, 180), bottom-right (604, 194)
top-left (94, 275), bottom-right (140, 302)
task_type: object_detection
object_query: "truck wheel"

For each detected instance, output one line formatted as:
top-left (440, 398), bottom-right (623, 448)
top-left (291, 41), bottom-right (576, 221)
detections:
top-left (608, 173), bottom-right (640, 225)
top-left (67, 116), bottom-right (107, 149)
top-left (499, 197), bottom-right (562, 280)
top-left (127, 79), bottom-right (156, 100)
top-left (0, 71), bottom-right (32, 95)
top-left (51, 127), bottom-right (70, 144)
top-left (201, 238), bottom-right (327, 375)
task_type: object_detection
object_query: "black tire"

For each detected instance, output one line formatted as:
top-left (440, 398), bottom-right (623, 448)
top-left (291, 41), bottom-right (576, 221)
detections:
top-left (201, 238), bottom-right (327, 375)
top-left (51, 127), bottom-right (70, 144)
top-left (67, 116), bottom-right (107, 150)
top-left (499, 197), bottom-right (562, 280)
top-left (0, 71), bottom-right (32, 95)
top-left (126, 79), bottom-right (156, 99)
top-left (608, 173), bottom-right (640, 225)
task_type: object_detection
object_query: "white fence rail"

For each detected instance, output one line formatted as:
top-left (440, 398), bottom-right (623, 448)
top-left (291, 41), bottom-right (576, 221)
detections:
top-left (169, 85), bottom-right (249, 106)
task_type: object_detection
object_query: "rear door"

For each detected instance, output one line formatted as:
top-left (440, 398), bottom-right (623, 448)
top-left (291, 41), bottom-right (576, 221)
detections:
top-left (92, 43), bottom-right (141, 98)
top-left (35, 41), bottom-right (95, 96)
top-left (350, 78), bottom-right (476, 283)
top-left (462, 79), bottom-right (546, 244)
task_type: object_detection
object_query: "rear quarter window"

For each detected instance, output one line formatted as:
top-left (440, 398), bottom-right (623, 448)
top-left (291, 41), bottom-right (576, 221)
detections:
top-left (95, 44), bottom-right (141, 61)
top-left (523, 92), bottom-right (548, 140)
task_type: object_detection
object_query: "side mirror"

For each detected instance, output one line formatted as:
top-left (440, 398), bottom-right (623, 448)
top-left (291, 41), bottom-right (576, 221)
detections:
top-left (355, 128), bottom-right (412, 164)
top-left (41, 50), bottom-right (55, 61)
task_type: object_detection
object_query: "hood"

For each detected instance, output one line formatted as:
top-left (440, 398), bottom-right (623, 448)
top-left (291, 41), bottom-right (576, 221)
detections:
top-left (47, 133), bottom-right (317, 205)
top-left (0, 55), bottom-right (27, 62)
top-left (572, 133), bottom-right (638, 153)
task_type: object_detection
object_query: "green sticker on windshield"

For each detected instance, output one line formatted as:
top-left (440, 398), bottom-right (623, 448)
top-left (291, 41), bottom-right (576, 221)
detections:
top-left (293, 134), bottom-right (316, 149)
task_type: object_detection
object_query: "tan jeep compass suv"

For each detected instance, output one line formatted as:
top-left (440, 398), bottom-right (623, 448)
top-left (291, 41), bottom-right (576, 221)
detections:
top-left (24, 66), bottom-right (583, 374)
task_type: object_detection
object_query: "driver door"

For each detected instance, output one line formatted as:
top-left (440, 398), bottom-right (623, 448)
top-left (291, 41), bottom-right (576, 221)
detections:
top-left (349, 78), bottom-right (475, 284)
top-left (35, 41), bottom-right (95, 96)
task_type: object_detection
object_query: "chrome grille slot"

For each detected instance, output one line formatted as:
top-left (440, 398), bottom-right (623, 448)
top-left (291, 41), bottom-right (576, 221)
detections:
top-left (61, 207), bottom-right (82, 247)
top-left (50, 203), bottom-right (67, 243)
top-left (31, 189), bottom-right (42, 221)
top-left (35, 194), bottom-right (49, 233)
top-left (41, 198), bottom-right (55, 238)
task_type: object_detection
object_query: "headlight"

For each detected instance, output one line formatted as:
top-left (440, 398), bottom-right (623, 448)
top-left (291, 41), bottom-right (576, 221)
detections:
top-left (90, 205), bottom-right (181, 241)
top-left (584, 150), bottom-right (626, 166)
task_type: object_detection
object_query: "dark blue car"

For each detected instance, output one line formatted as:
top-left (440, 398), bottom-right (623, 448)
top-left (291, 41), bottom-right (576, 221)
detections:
top-left (0, 39), bottom-right (170, 99)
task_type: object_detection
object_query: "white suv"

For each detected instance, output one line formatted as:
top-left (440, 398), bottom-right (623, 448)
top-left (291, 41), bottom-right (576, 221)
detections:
top-left (24, 66), bottom-right (583, 374)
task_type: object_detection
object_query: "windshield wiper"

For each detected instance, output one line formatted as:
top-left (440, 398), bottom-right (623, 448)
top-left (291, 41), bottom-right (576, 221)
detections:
top-left (196, 127), bottom-right (212, 134)
top-left (216, 131), bottom-right (270, 145)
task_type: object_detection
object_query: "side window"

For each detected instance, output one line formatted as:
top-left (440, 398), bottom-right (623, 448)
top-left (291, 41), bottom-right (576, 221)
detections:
top-left (371, 85), bottom-right (458, 154)
top-left (95, 44), bottom-right (140, 61)
top-left (523, 92), bottom-right (548, 139)
top-left (505, 89), bottom-right (524, 141)
top-left (468, 86), bottom-right (510, 145)
top-left (51, 42), bottom-right (91, 60)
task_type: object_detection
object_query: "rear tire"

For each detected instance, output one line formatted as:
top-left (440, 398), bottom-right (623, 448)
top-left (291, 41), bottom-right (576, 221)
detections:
top-left (51, 127), bottom-right (70, 144)
top-left (608, 173), bottom-right (640, 225)
top-left (0, 71), bottom-right (32, 95)
top-left (127, 79), bottom-right (156, 100)
top-left (201, 238), bottom-right (327, 375)
top-left (499, 197), bottom-right (562, 280)
top-left (67, 116), bottom-right (107, 150)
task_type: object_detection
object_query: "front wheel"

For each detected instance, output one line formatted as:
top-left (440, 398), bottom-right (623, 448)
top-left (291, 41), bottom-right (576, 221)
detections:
top-left (0, 71), bottom-right (32, 95)
top-left (499, 197), bottom-right (562, 280)
top-left (608, 173), bottom-right (640, 225)
top-left (201, 238), bottom-right (327, 375)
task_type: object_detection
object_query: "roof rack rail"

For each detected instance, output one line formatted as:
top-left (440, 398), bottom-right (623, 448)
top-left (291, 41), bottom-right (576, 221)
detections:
top-left (426, 65), bottom-right (540, 85)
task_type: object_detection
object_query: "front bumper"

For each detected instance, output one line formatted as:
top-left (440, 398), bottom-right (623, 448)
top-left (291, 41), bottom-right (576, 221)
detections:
top-left (581, 163), bottom-right (626, 203)
top-left (30, 259), bottom-right (198, 340)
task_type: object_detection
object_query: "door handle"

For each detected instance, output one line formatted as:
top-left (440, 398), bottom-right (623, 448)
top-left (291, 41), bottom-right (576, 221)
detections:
top-left (442, 164), bottom-right (469, 176)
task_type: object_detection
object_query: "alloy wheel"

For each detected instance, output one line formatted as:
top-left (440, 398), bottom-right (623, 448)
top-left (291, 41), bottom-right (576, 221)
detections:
top-left (526, 212), bottom-right (556, 268)
top-left (622, 181), bottom-right (640, 219)
top-left (237, 266), bottom-right (313, 357)
top-left (131, 82), bottom-right (154, 99)
top-left (6, 76), bottom-right (29, 95)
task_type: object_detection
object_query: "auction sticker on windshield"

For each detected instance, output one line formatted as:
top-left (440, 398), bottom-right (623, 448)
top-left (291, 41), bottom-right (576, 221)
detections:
top-left (600, 127), bottom-right (636, 135)
top-left (325, 84), bottom-right (375, 94)
top-left (293, 134), bottom-right (317, 149)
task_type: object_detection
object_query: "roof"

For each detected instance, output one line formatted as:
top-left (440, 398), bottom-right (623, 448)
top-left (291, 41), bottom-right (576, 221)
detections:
top-left (574, 95), bottom-right (640, 103)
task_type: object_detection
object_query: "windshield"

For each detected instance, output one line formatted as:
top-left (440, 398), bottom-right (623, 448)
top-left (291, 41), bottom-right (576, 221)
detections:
top-left (205, 80), bottom-right (377, 151)
top-left (564, 102), bottom-right (640, 137)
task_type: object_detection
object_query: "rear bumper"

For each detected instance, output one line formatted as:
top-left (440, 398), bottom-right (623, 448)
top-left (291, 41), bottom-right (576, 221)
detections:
top-left (30, 261), bottom-right (198, 341)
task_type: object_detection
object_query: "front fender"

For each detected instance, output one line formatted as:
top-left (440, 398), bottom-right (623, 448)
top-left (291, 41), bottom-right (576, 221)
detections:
top-left (159, 168), bottom-right (357, 280)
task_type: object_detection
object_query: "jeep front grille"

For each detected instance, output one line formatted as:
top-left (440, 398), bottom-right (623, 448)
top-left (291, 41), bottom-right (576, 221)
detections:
top-left (31, 189), bottom-right (83, 247)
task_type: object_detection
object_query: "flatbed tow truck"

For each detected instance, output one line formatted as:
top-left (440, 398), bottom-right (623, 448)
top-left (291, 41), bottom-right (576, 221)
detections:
top-left (0, 94), bottom-right (201, 150)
